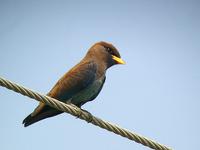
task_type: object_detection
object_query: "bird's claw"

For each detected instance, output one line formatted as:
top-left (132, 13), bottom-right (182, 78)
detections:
top-left (76, 108), bottom-right (93, 123)
top-left (82, 109), bottom-right (93, 123)
top-left (76, 108), bottom-right (83, 119)
top-left (65, 102), bottom-right (83, 119)
top-left (65, 102), bottom-right (93, 122)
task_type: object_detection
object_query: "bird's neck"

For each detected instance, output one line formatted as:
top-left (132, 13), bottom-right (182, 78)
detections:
top-left (83, 55), bottom-right (107, 78)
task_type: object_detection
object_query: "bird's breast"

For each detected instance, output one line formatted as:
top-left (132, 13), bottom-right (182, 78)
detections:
top-left (69, 75), bottom-right (106, 106)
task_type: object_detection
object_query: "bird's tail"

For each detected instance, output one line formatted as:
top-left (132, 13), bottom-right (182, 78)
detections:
top-left (23, 106), bottom-right (62, 127)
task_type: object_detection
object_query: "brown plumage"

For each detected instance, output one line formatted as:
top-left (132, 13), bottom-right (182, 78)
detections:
top-left (23, 41), bottom-right (125, 127)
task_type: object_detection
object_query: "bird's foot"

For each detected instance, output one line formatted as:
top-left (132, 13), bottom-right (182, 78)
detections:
top-left (65, 102), bottom-right (93, 123)
top-left (65, 102), bottom-right (83, 118)
top-left (76, 108), bottom-right (93, 123)
top-left (66, 102), bottom-right (78, 109)
top-left (82, 109), bottom-right (93, 123)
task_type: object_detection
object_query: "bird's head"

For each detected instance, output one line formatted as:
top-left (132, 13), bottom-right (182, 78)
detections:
top-left (86, 41), bottom-right (125, 69)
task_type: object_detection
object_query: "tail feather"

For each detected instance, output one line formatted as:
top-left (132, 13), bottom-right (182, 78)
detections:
top-left (23, 107), bottom-right (62, 127)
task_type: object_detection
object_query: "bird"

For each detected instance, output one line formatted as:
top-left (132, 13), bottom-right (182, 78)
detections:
top-left (23, 41), bottom-right (125, 127)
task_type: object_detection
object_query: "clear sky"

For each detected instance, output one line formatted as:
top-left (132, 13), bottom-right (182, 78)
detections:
top-left (0, 0), bottom-right (200, 150)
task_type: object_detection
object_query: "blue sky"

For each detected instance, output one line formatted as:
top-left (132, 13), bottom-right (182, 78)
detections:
top-left (0, 0), bottom-right (200, 150)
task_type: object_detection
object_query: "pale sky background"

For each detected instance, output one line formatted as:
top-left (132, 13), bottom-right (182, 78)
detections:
top-left (0, 0), bottom-right (200, 150)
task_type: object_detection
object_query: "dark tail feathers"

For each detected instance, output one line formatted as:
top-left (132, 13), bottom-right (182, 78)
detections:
top-left (23, 108), bottom-right (62, 127)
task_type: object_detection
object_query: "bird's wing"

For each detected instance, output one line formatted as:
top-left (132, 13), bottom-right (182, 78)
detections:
top-left (30, 61), bottom-right (97, 116)
top-left (48, 61), bottom-right (97, 100)
top-left (23, 61), bottom-right (98, 126)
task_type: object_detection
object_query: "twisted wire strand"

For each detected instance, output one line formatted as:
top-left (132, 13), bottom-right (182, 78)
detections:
top-left (0, 77), bottom-right (172, 150)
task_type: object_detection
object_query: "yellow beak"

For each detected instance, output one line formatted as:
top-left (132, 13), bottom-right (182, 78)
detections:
top-left (112, 55), bottom-right (125, 64)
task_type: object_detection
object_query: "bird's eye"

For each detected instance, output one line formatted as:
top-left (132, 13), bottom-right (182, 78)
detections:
top-left (106, 47), bottom-right (112, 53)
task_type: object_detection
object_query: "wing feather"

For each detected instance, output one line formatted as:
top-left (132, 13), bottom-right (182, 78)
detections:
top-left (47, 61), bottom-right (97, 101)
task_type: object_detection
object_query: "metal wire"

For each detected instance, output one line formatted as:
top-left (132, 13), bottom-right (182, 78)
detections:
top-left (0, 77), bottom-right (172, 150)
